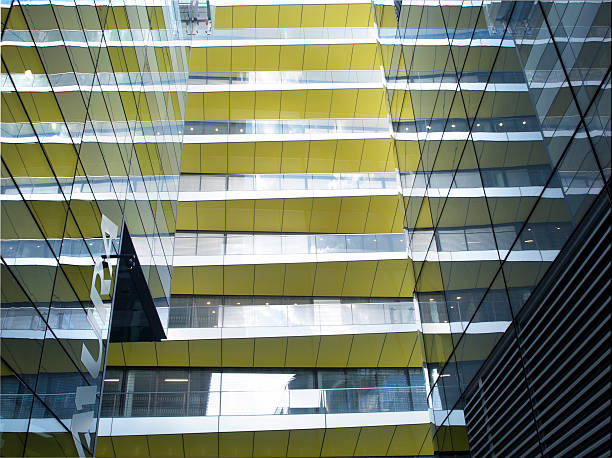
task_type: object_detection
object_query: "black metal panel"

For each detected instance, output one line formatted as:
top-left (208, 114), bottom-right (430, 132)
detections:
top-left (463, 185), bottom-right (612, 457)
top-left (109, 225), bottom-right (166, 342)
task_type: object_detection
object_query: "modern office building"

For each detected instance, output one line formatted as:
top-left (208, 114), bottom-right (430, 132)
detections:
top-left (1, 0), bottom-right (609, 457)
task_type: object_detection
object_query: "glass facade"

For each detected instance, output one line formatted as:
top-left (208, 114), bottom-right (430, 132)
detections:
top-left (1, 0), bottom-right (609, 457)
top-left (1, 0), bottom-right (187, 454)
top-left (385, 0), bottom-right (610, 453)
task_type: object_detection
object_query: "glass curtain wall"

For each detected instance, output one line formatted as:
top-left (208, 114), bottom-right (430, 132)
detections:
top-left (384, 0), bottom-right (609, 454)
top-left (0, 0), bottom-right (188, 455)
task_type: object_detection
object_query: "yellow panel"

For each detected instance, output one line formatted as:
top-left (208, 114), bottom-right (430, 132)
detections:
top-left (399, 261), bottom-right (416, 297)
top-left (286, 429), bottom-right (325, 457)
top-left (360, 138), bottom-right (391, 172)
top-left (253, 430), bottom-right (289, 457)
top-left (232, 5), bottom-right (256, 28)
top-left (205, 47), bottom-right (231, 72)
top-left (354, 426), bottom-right (395, 456)
top-left (189, 47), bottom-right (205, 72)
top-left (156, 340), bottom-right (189, 366)
top-left (213, 6), bottom-right (232, 28)
top-left (222, 339), bottom-right (254, 367)
top-left (333, 139), bottom-right (363, 172)
top-left (337, 197), bottom-right (368, 233)
top-left (197, 201), bottom-right (225, 232)
top-left (277, 4), bottom-right (302, 27)
top-left (280, 90), bottom-right (307, 119)
top-left (253, 337), bottom-right (287, 367)
top-left (301, 4), bottom-right (324, 27)
top-left (255, 45), bottom-right (280, 71)
top-left (225, 200), bottom-right (254, 231)
top-left (347, 334), bottom-right (385, 367)
top-left (307, 140), bottom-right (336, 172)
top-left (303, 45), bottom-right (329, 71)
top-left (253, 91), bottom-right (281, 120)
top-left (176, 202), bottom-right (196, 230)
top-left (313, 262), bottom-right (347, 296)
top-left (106, 342), bottom-right (125, 366)
top-left (323, 3), bottom-right (348, 26)
top-left (229, 91), bottom-right (254, 120)
top-left (395, 140), bottom-right (421, 172)
top-left (181, 144), bottom-right (200, 173)
top-left (96, 436), bottom-right (115, 458)
top-left (223, 265), bottom-right (254, 295)
top-left (364, 196), bottom-right (398, 233)
top-left (189, 339), bottom-right (221, 367)
top-left (378, 332), bottom-right (421, 367)
top-left (254, 199), bottom-right (283, 232)
top-left (305, 89), bottom-right (332, 118)
top-left (347, 4), bottom-right (373, 27)
top-left (343, 261), bottom-right (377, 296)
top-left (327, 44), bottom-right (353, 71)
top-left (424, 334), bottom-right (453, 363)
top-left (355, 88), bottom-right (385, 118)
top-left (310, 198), bottom-right (341, 232)
top-left (255, 5), bottom-right (279, 28)
top-left (279, 45), bottom-right (305, 71)
top-left (285, 336), bottom-right (320, 367)
top-left (321, 427), bottom-right (360, 457)
top-left (183, 433), bottom-right (218, 458)
top-left (122, 342), bottom-right (157, 366)
top-left (185, 93), bottom-right (203, 121)
top-left (329, 88), bottom-right (358, 117)
top-left (228, 142), bottom-right (255, 173)
top-left (283, 263), bottom-right (316, 296)
top-left (254, 264), bottom-right (285, 296)
top-left (111, 436), bottom-right (149, 458)
top-left (254, 139), bottom-right (282, 172)
top-left (170, 266), bottom-right (194, 295)
top-left (231, 46), bottom-right (256, 72)
top-left (282, 198), bottom-right (312, 232)
top-left (371, 259), bottom-right (409, 297)
top-left (22, 92), bottom-right (62, 122)
top-left (350, 43), bottom-right (378, 70)
top-left (201, 143), bottom-right (227, 174)
top-left (146, 435), bottom-right (184, 458)
top-left (203, 92), bottom-right (229, 120)
top-left (280, 140), bottom-right (309, 172)
top-left (317, 334), bottom-right (352, 367)
top-left (388, 424), bottom-right (434, 455)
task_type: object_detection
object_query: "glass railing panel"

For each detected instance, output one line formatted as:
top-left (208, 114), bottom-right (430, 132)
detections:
top-left (99, 387), bottom-right (428, 418)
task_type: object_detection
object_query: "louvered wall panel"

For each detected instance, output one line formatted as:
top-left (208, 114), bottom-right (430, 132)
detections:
top-left (463, 186), bottom-right (612, 457)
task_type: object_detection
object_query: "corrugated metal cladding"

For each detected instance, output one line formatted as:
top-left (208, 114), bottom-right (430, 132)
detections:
top-left (463, 184), bottom-right (612, 458)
